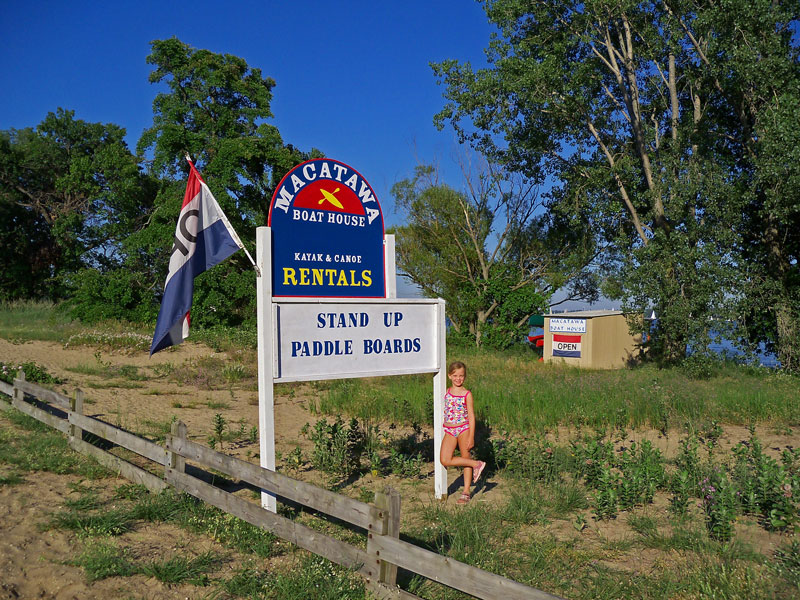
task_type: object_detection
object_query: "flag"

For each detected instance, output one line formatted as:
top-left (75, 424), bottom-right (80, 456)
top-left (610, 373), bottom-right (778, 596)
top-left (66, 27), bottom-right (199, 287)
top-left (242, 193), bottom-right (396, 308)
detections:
top-left (552, 334), bottom-right (582, 358)
top-left (150, 162), bottom-right (244, 355)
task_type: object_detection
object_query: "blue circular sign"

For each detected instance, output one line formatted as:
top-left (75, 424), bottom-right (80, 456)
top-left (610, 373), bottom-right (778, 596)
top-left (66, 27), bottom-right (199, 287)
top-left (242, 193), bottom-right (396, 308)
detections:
top-left (268, 159), bottom-right (385, 297)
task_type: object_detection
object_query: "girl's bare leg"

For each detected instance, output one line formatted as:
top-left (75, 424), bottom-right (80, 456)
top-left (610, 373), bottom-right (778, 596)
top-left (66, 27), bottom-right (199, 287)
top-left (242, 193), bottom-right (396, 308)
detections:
top-left (456, 431), bottom-right (473, 495)
top-left (440, 431), bottom-right (481, 496)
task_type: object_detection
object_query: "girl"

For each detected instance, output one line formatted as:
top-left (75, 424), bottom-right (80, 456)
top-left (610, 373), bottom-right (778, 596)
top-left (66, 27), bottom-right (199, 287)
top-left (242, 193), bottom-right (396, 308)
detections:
top-left (439, 361), bottom-right (486, 504)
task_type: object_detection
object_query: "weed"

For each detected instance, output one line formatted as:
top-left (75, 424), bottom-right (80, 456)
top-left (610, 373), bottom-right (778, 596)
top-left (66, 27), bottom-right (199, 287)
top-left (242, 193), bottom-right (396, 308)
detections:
top-left (674, 434), bottom-right (703, 494)
top-left (267, 554), bottom-right (364, 599)
top-left (593, 465), bottom-right (620, 520)
top-left (64, 488), bottom-right (103, 512)
top-left (284, 446), bottom-right (305, 474)
top-left (773, 540), bottom-right (800, 589)
top-left (617, 440), bottom-right (665, 509)
top-left (46, 508), bottom-right (133, 537)
top-left (222, 362), bottom-right (248, 383)
top-left (0, 471), bottom-right (24, 486)
top-left (388, 447), bottom-right (424, 477)
top-left (217, 565), bottom-right (270, 598)
top-left (301, 417), bottom-right (365, 480)
top-left (206, 399), bottom-right (231, 410)
top-left (700, 469), bottom-right (738, 542)
top-left (138, 552), bottom-right (218, 586)
top-left (0, 410), bottom-right (109, 478)
top-left (64, 331), bottom-right (151, 353)
top-left (669, 469), bottom-right (692, 515)
top-left (212, 413), bottom-right (226, 443)
top-left (0, 360), bottom-right (62, 385)
top-left (179, 499), bottom-right (280, 558)
top-left (72, 540), bottom-right (136, 582)
top-left (139, 415), bottom-right (177, 443)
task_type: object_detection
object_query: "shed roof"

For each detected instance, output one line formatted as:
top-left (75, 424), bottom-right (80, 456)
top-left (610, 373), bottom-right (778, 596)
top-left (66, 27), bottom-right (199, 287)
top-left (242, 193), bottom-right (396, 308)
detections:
top-left (545, 309), bottom-right (624, 318)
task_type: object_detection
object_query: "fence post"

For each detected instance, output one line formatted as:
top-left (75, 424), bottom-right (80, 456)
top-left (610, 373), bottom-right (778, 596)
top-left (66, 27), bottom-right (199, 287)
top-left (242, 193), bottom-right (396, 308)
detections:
top-left (375, 487), bottom-right (402, 587)
top-left (12, 369), bottom-right (25, 408)
top-left (69, 388), bottom-right (84, 443)
top-left (167, 420), bottom-right (187, 476)
top-left (365, 486), bottom-right (401, 597)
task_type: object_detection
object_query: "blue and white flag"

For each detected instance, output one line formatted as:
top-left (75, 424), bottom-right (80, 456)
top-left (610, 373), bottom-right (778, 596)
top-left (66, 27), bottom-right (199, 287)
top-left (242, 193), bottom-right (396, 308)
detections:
top-left (150, 161), bottom-right (244, 355)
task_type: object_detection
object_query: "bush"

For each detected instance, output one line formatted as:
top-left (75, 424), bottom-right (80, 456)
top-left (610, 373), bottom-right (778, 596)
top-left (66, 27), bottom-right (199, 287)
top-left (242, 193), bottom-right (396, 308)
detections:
top-left (0, 361), bottom-right (62, 385)
top-left (65, 268), bottom-right (157, 324)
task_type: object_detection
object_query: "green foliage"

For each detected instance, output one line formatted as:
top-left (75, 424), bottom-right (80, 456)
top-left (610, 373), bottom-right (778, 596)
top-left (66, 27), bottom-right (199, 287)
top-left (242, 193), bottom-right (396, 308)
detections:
top-left (616, 441), bottom-right (666, 509)
top-left (0, 109), bottom-right (153, 302)
top-left (138, 552), bottom-right (218, 586)
top-left (731, 430), bottom-right (800, 531)
top-left (46, 508), bottom-right (134, 538)
top-left (0, 360), bottom-right (61, 385)
top-left (392, 163), bottom-right (592, 348)
top-left (388, 447), bottom-right (424, 478)
top-left (0, 39), bottom-right (321, 328)
top-left (65, 268), bottom-right (158, 324)
top-left (700, 470), bottom-right (739, 542)
top-left (266, 555), bottom-right (365, 599)
top-left (72, 541), bottom-right (136, 582)
top-left (492, 432), bottom-right (559, 482)
top-left (773, 540), bottom-right (800, 590)
top-left (301, 417), bottom-right (365, 480)
top-left (669, 470), bottom-right (692, 516)
top-left (0, 410), bottom-right (109, 478)
top-left (433, 0), bottom-right (800, 367)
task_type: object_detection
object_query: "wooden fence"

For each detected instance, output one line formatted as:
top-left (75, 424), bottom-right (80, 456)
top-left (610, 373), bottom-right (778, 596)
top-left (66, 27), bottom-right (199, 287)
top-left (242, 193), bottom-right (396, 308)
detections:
top-left (0, 372), bottom-right (562, 600)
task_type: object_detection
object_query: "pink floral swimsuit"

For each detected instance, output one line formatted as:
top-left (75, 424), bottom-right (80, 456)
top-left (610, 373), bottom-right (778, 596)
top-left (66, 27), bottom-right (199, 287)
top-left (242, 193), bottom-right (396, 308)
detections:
top-left (443, 388), bottom-right (470, 438)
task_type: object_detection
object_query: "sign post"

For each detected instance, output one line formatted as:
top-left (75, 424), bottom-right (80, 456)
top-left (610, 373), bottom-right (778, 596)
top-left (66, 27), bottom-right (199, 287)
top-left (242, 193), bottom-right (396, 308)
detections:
top-left (256, 227), bottom-right (276, 512)
top-left (256, 159), bottom-right (449, 512)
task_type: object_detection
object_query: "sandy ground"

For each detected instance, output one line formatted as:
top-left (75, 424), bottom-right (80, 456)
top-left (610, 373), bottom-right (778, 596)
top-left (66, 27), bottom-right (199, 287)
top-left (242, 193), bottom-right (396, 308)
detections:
top-left (1, 337), bottom-right (798, 598)
top-left (0, 337), bottom-right (488, 599)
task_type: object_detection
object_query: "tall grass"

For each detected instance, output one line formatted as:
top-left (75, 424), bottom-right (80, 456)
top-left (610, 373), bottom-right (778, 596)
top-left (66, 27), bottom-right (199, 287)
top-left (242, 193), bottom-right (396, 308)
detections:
top-left (0, 300), bottom-right (80, 342)
top-left (319, 344), bottom-right (800, 433)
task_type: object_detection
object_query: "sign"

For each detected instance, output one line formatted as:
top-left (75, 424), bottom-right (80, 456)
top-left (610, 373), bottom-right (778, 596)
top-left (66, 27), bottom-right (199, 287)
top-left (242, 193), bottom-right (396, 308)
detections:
top-left (549, 318), bottom-right (587, 333)
top-left (268, 159), bottom-right (385, 298)
top-left (273, 299), bottom-right (440, 382)
top-left (553, 334), bottom-right (582, 358)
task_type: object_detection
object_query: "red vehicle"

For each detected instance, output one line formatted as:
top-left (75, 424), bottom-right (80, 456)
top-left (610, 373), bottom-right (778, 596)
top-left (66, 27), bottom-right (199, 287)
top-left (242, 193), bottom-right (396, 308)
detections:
top-left (527, 315), bottom-right (544, 361)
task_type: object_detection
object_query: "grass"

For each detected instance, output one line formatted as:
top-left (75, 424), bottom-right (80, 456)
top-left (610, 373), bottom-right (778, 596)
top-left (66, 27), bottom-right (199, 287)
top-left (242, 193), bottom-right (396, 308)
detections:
top-left (318, 345), bottom-right (800, 434)
top-left (3, 303), bottom-right (800, 599)
top-left (0, 411), bottom-right (110, 478)
top-left (0, 300), bottom-right (82, 343)
top-left (138, 552), bottom-right (219, 585)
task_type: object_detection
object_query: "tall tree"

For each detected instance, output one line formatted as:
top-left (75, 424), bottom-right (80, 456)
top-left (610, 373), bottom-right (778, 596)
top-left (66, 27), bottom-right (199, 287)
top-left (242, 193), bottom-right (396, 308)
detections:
top-left (433, 0), bottom-right (799, 365)
top-left (0, 109), bottom-right (148, 301)
top-left (392, 159), bottom-right (596, 348)
top-left (132, 37), bottom-right (318, 328)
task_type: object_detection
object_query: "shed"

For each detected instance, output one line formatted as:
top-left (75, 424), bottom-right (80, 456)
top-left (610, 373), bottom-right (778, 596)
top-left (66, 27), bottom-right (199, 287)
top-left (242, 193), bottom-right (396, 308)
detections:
top-left (544, 310), bottom-right (643, 369)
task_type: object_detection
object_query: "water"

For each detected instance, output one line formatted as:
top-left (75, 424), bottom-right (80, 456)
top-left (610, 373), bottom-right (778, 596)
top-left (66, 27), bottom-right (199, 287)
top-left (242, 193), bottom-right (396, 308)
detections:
top-left (706, 335), bottom-right (780, 368)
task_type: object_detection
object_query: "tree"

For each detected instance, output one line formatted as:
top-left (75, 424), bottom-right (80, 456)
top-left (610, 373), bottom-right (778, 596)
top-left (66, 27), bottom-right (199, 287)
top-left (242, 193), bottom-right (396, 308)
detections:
top-left (392, 158), bottom-right (596, 348)
top-left (130, 37), bottom-right (319, 328)
top-left (0, 109), bottom-right (149, 301)
top-left (433, 0), bottom-right (799, 366)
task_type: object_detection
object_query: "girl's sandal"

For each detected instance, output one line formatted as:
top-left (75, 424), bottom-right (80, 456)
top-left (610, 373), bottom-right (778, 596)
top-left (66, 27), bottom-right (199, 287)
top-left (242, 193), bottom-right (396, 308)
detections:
top-left (473, 461), bottom-right (486, 483)
top-left (456, 493), bottom-right (470, 505)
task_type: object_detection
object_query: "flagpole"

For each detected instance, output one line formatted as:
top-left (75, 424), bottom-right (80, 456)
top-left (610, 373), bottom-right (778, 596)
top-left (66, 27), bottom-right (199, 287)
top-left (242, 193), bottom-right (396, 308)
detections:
top-left (184, 154), bottom-right (260, 276)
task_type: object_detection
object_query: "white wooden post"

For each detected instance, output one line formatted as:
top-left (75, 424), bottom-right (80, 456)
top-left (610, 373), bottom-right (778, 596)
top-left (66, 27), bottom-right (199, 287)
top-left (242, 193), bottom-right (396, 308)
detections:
top-left (384, 234), bottom-right (396, 299)
top-left (256, 226), bottom-right (277, 512)
top-left (434, 298), bottom-right (447, 499)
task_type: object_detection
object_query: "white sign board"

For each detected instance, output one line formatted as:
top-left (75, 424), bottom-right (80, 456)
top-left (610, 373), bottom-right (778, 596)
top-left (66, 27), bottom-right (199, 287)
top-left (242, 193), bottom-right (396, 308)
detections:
top-left (274, 299), bottom-right (440, 382)
top-left (549, 318), bottom-right (587, 333)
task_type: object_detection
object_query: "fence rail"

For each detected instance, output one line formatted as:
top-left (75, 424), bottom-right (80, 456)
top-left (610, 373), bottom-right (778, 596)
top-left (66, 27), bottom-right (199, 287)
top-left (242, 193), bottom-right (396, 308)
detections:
top-left (0, 371), bottom-right (562, 600)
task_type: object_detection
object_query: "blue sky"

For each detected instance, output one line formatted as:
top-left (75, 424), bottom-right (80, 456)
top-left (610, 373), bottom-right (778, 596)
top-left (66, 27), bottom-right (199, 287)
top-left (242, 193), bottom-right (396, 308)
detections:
top-left (0, 0), bottom-right (494, 230)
